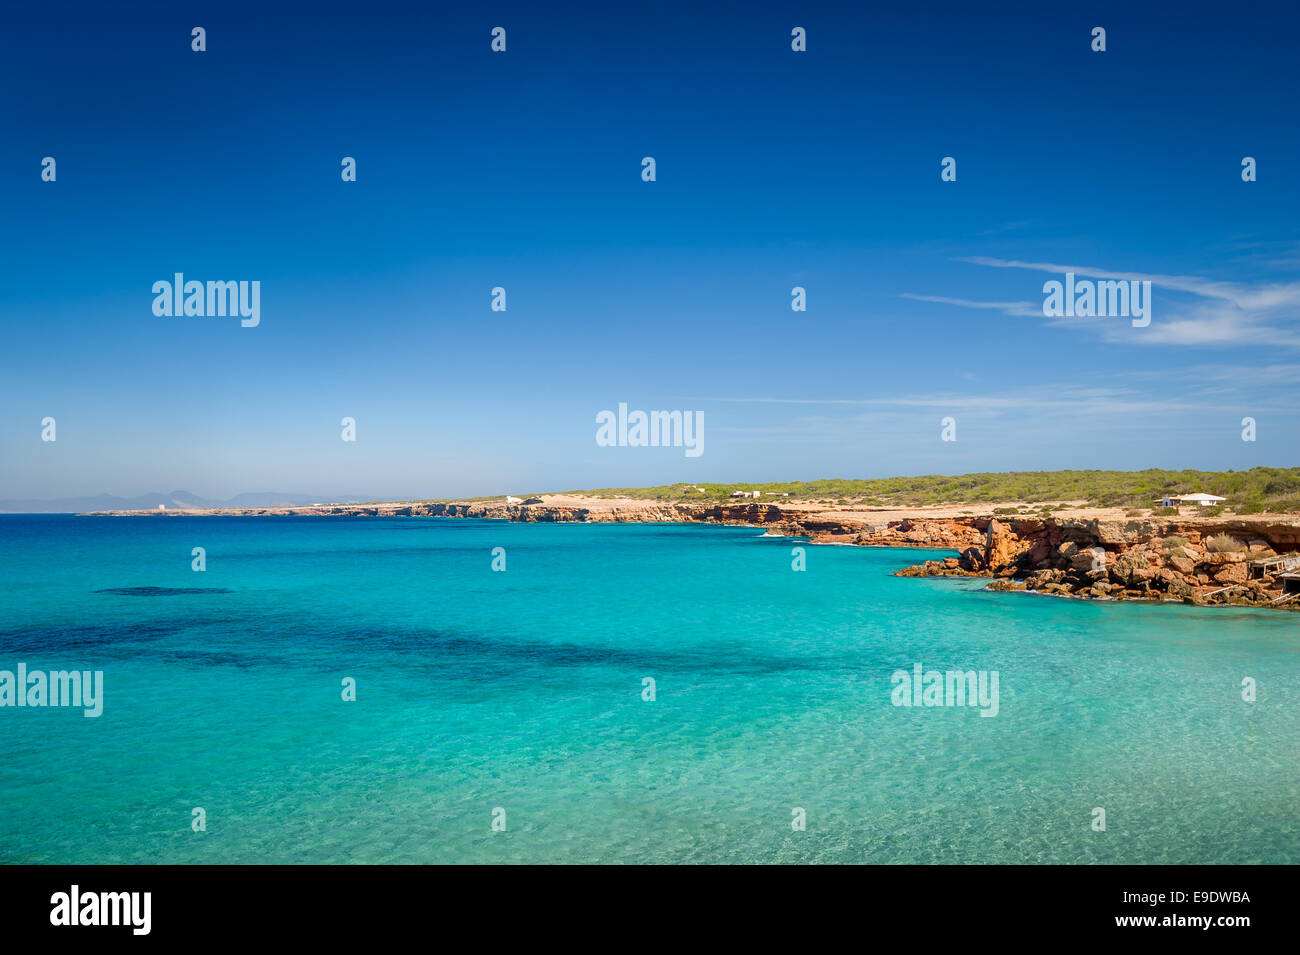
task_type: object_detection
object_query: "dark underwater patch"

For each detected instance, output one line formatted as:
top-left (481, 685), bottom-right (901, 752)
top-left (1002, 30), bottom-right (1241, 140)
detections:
top-left (94, 586), bottom-right (233, 596)
top-left (400, 630), bottom-right (839, 676)
top-left (0, 620), bottom-right (184, 654)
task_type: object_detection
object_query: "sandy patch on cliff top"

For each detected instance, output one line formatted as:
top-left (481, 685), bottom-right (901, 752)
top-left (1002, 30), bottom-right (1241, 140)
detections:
top-left (501, 495), bottom-right (1300, 526)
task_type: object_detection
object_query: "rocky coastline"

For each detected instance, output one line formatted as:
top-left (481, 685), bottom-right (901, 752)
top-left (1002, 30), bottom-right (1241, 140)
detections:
top-left (893, 516), bottom-right (1300, 611)
top-left (82, 499), bottom-right (1300, 611)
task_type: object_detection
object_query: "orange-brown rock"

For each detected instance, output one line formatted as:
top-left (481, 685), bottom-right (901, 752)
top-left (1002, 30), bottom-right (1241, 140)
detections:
top-left (80, 498), bottom-right (1300, 611)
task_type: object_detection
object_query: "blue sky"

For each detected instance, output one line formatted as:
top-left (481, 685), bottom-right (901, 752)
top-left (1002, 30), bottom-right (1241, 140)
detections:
top-left (2, 1), bottom-right (1299, 500)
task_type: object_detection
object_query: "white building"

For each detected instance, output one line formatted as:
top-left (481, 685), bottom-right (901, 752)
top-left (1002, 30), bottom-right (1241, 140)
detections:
top-left (1155, 492), bottom-right (1227, 508)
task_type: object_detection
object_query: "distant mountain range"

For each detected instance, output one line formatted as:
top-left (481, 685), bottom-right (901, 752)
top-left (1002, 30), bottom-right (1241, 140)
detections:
top-left (0, 491), bottom-right (359, 513)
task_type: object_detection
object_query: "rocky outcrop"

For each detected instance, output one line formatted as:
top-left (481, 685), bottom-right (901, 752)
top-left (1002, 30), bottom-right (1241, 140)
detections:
top-left (897, 516), bottom-right (1300, 610)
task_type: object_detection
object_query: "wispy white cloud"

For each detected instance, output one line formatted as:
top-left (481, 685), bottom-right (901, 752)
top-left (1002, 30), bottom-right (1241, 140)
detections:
top-left (900, 293), bottom-right (1041, 317)
top-left (687, 376), bottom-right (1300, 420)
top-left (903, 255), bottom-right (1300, 347)
top-left (954, 256), bottom-right (1253, 302)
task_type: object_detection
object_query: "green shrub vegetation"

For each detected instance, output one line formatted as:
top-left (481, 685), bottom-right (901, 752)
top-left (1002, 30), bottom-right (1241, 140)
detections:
top-left (568, 468), bottom-right (1300, 511)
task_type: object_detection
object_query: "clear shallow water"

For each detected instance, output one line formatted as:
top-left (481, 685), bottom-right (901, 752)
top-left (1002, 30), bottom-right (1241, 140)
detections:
top-left (0, 514), bottom-right (1295, 864)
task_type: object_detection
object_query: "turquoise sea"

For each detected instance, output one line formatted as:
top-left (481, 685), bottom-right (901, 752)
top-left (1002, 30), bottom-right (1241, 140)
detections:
top-left (0, 515), bottom-right (1295, 864)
